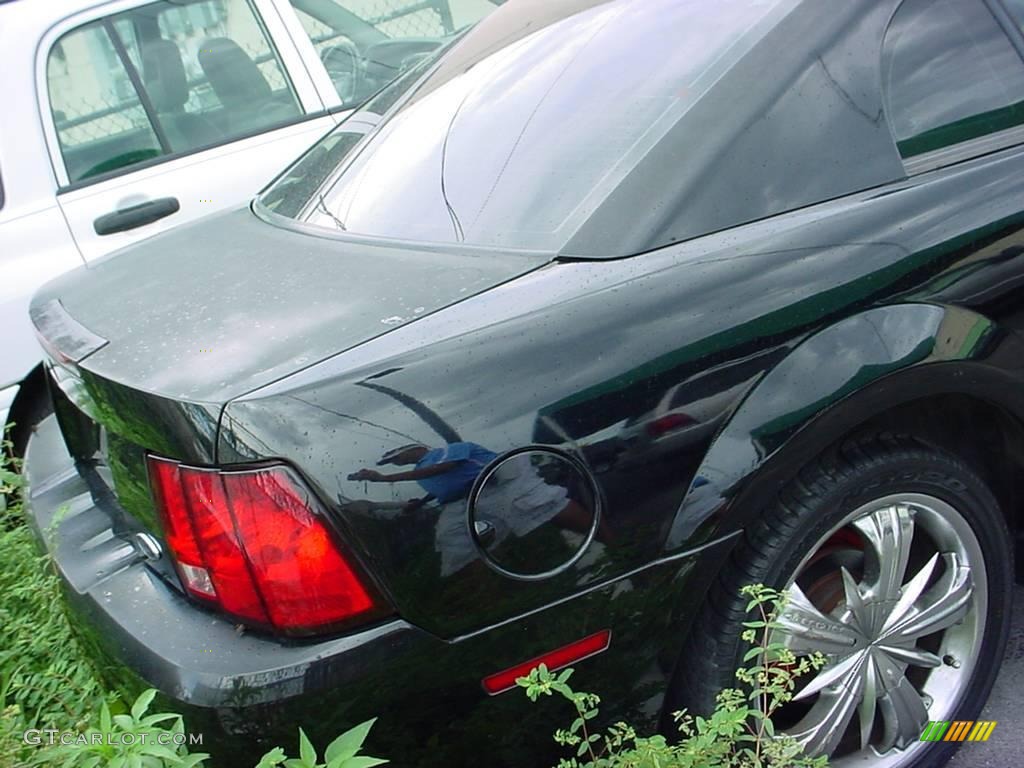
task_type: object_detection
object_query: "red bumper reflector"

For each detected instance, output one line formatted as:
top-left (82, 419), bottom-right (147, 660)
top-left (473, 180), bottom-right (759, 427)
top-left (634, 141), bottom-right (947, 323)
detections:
top-left (482, 629), bottom-right (612, 695)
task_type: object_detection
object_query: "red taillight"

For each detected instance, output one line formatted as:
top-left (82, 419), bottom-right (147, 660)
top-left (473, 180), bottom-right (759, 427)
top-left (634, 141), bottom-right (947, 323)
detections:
top-left (147, 456), bottom-right (384, 635)
top-left (481, 630), bottom-right (612, 695)
top-left (645, 412), bottom-right (696, 438)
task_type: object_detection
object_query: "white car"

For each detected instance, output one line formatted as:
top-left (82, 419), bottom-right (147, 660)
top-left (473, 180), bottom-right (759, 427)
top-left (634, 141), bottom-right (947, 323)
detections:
top-left (0, 0), bottom-right (498, 455)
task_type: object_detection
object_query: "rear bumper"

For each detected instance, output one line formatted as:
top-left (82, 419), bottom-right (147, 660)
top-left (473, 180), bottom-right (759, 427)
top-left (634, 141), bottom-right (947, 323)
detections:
top-left (24, 414), bottom-right (432, 709)
top-left (24, 414), bottom-right (731, 766)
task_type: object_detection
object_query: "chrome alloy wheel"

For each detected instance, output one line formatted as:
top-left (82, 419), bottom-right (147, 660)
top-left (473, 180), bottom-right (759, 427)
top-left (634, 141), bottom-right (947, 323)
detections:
top-left (774, 493), bottom-right (986, 767)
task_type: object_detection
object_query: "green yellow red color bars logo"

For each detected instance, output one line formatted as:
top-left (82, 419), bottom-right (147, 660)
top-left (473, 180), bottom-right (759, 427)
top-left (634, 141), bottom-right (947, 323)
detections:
top-left (920, 721), bottom-right (997, 742)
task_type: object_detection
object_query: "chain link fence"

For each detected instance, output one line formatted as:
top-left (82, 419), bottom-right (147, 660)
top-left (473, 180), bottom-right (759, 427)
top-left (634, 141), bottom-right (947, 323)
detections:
top-left (54, 96), bottom-right (150, 147)
top-left (350, 1), bottom-right (451, 38)
top-left (54, 40), bottom-right (290, 149)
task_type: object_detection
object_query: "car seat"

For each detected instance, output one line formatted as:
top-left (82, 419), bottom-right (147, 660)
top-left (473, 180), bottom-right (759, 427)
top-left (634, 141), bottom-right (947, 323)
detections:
top-left (141, 39), bottom-right (220, 153)
top-left (197, 37), bottom-right (298, 134)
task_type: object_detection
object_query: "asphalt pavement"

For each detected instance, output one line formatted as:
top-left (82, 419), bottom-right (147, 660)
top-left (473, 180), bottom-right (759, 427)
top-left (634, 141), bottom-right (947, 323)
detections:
top-left (948, 585), bottom-right (1024, 768)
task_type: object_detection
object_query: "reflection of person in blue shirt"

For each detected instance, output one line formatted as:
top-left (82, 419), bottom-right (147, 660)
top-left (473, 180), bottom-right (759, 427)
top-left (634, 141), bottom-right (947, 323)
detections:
top-left (349, 442), bottom-right (605, 536)
top-left (348, 442), bottom-right (497, 506)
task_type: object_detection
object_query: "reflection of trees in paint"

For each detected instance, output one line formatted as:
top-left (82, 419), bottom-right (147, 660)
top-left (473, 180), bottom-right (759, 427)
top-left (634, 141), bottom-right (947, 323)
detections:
top-left (356, 379), bottom-right (462, 444)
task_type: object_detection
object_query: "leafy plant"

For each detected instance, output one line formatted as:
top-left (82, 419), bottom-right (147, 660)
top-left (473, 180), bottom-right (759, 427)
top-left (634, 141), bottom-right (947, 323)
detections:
top-left (518, 584), bottom-right (828, 768)
top-left (0, 462), bottom-right (20, 495)
top-left (254, 720), bottom-right (387, 768)
top-left (35, 689), bottom-right (209, 768)
top-left (1, 446), bottom-right (24, 523)
top-left (31, 687), bottom-right (385, 768)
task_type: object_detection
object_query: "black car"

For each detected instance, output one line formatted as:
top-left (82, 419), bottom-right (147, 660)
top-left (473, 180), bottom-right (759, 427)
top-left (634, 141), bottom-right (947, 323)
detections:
top-left (23, 0), bottom-right (1024, 766)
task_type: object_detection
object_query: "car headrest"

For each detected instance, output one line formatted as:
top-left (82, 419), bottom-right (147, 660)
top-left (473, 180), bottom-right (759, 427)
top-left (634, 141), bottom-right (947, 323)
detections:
top-left (197, 37), bottom-right (272, 108)
top-left (142, 39), bottom-right (190, 112)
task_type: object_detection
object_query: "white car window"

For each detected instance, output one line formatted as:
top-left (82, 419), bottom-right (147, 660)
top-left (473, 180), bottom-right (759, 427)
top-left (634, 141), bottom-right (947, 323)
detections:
top-left (287, 0), bottom-right (498, 106)
top-left (48, 23), bottom-right (164, 183)
top-left (48, 0), bottom-right (303, 185)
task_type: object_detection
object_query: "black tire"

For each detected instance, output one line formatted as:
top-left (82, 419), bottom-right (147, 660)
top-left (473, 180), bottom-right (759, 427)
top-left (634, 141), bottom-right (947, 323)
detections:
top-left (669, 434), bottom-right (1013, 768)
top-left (6, 379), bottom-right (53, 460)
top-left (2, 378), bottom-right (53, 512)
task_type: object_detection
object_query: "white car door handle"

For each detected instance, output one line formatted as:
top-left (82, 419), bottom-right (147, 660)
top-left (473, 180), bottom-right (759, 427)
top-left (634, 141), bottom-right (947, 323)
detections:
top-left (93, 197), bottom-right (180, 236)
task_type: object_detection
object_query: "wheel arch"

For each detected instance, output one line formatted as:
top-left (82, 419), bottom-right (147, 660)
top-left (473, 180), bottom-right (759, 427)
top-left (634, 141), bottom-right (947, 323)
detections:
top-left (669, 302), bottom-right (1024, 580)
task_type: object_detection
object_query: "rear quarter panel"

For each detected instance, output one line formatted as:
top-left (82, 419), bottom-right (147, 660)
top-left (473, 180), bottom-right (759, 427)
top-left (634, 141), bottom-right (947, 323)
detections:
top-left (218, 138), bottom-right (1024, 641)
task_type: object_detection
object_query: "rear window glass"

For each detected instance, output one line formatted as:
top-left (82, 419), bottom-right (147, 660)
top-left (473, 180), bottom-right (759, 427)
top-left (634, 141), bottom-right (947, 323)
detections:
top-left (259, 52), bottom-right (437, 217)
top-left (261, 0), bottom-right (792, 251)
top-left (883, 0), bottom-right (1024, 158)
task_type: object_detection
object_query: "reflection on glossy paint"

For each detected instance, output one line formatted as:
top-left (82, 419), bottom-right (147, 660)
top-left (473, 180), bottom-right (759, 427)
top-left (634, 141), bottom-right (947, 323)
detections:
top-left (344, 442), bottom-right (601, 578)
top-left (472, 450), bottom-right (600, 579)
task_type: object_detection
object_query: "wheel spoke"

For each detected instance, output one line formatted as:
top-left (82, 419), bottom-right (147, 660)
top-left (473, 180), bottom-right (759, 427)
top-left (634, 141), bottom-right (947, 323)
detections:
top-left (787, 682), bottom-right (862, 757)
top-left (877, 643), bottom-right (942, 669)
top-left (838, 566), bottom-right (871, 630)
top-left (877, 676), bottom-right (929, 752)
top-left (884, 553), bottom-right (973, 641)
top-left (853, 504), bottom-right (915, 604)
top-left (881, 552), bottom-right (938, 633)
top-left (777, 582), bottom-right (861, 656)
top-left (858, 656), bottom-right (879, 750)
top-left (794, 651), bottom-right (864, 701)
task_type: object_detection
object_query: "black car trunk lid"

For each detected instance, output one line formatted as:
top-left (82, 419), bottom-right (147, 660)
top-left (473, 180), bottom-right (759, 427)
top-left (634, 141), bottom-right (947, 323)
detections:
top-left (30, 207), bottom-right (549, 542)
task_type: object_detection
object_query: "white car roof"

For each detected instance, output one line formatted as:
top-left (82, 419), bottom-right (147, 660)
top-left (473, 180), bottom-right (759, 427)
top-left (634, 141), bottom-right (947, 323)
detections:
top-left (0, 0), bottom-right (113, 26)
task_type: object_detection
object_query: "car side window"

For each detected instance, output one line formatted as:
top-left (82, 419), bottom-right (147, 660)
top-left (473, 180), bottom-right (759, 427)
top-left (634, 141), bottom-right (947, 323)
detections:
top-left (291, 5), bottom-right (361, 103)
top-left (47, 23), bottom-right (165, 184)
top-left (883, 0), bottom-right (1024, 160)
top-left (47, 0), bottom-right (302, 185)
top-left (287, 0), bottom-right (494, 106)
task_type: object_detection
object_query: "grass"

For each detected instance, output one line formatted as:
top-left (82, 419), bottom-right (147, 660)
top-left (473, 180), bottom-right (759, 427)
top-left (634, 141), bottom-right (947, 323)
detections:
top-left (0, 467), bottom-right (116, 766)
